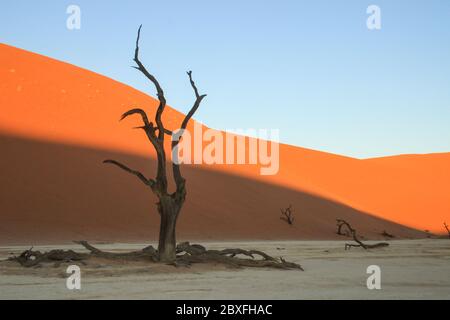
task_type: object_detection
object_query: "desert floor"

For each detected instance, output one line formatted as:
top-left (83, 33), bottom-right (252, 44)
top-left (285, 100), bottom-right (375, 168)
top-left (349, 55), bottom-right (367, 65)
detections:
top-left (0, 239), bottom-right (449, 299)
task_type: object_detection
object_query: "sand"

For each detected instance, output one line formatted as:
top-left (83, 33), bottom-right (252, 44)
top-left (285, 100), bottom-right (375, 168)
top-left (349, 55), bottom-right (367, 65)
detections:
top-left (0, 134), bottom-right (426, 245)
top-left (1, 43), bottom-right (449, 236)
top-left (0, 239), bottom-right (449, 299)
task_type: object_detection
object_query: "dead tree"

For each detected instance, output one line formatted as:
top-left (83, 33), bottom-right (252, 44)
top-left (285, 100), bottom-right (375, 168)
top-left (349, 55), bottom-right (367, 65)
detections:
top-left (103, 25), bottom-right (207, 262)
top-left (280, 205), bottom-right (294, 225)
top-left (6, 26), bottom-right (303, 272)
top-left (4, 26), bottom-right (305, 272)
top-left (424, 229), bottom-right (432, 238)
top-left (336, 219), bottom-right (389, 250)
top-left (444, 222), bottom-right (450, 239)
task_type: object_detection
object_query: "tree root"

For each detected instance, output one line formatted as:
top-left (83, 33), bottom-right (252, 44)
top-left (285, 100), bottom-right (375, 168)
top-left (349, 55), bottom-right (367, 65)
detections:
top-left (74, 241), bottom-right (159, 262)
top-left (8, 247), bottom-right (88, 268)
top-left (176, 242), bottom-right (303, 270)
top-left (7, 241), bottom-right (303, 271)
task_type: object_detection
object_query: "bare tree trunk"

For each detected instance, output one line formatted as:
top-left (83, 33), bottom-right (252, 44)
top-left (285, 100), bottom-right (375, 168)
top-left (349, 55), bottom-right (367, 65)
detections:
top-left (157, 197), bottom-right (181, 262)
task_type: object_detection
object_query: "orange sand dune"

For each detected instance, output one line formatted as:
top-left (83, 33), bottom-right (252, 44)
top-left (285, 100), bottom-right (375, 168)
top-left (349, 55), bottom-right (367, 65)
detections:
top-left (0, 43), bottom-right (449, 237)
top-left (0, 134), bottom-right (423, 244)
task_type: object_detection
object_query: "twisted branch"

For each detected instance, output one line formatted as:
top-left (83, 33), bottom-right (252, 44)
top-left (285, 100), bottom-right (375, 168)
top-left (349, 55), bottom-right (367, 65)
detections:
top-left (131, 25), bottom-right (169, 193)
top-left (172, 71), bottom-right (206, 191)
top-left (103, 160), bottom-right (155, 187)
top-left (175, 242), bottom-right (303, 270)
top-left (133, 25), bottom-right (167, 141)
top-left (336, 219), bottom-right (389, 250)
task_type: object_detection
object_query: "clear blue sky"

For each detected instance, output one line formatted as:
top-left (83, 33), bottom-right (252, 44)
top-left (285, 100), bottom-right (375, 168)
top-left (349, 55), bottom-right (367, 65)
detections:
top-left (1, 0), bottom-right (449, 158)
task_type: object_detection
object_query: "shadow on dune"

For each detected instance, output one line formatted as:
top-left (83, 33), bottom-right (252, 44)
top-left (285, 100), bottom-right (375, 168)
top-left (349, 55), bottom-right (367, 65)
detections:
top-left (0, 134), bottom-right (424, 245)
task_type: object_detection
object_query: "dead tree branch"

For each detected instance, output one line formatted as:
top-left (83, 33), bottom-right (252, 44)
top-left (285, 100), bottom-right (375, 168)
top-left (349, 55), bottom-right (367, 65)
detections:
top-left (103, 160), bottom-right (155, 187)
top-left (8, 247), bottom-right (88, 268)
top-left (171, 71), bottom-right (207, 194)
top-left (175, 242), bottom-right (303, 270)
top-left (133, 25), bottom-right (167, 140)
top-left (336, 219), bottom-right (389, 250)
top-left (75, 241), bottom-right (158, 261)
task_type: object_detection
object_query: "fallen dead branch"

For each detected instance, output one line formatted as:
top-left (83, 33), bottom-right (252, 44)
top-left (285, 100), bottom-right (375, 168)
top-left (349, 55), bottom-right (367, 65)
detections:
top-left (7, 241), bottom-right (303, 271)
top-left (176, 242), bottom-right (302, 270)
top-left (8, 247), bottom-right (88, 268)
top-left (336, 219), bottom-right (389, 250)
top-left (75, 241), bottom-right (159, 261)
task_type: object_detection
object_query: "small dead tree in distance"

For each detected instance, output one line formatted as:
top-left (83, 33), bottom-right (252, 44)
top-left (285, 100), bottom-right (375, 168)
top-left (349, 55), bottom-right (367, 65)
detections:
top-left (381, 230), bottom-right (394, 238)
top-left (336, 219), bottom-right (389, 250)
top-left (444, 222), bottom-right (450, 239)
top-left (280, 205), bottom-right (294, 225)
